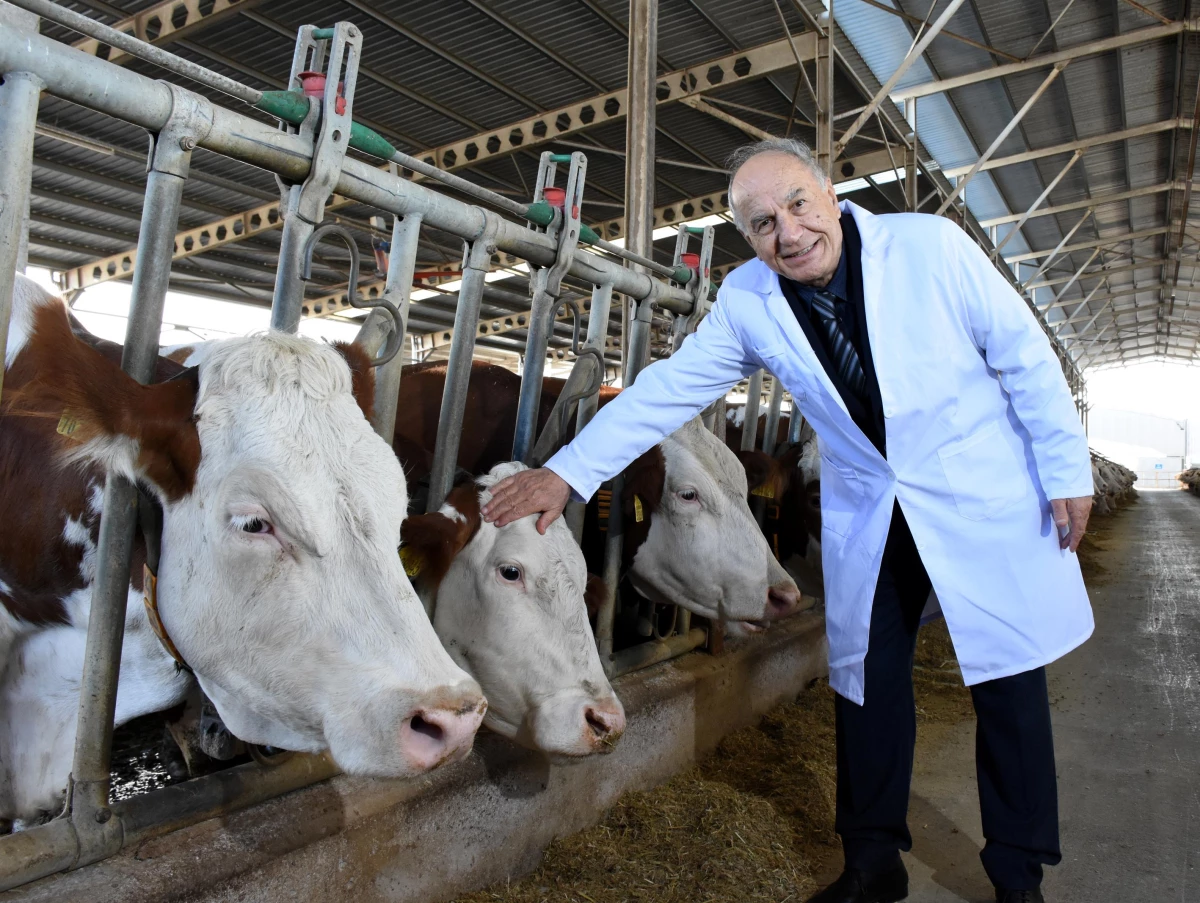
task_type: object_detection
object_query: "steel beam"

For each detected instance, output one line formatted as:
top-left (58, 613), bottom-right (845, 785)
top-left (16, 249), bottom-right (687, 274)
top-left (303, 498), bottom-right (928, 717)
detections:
top-left (1015, 208), bottom-right (1095, 288)
top-left (941, 119), bottom-right (1187, 178)
top-left (834, 0), bottom-right (968, 156)
top-left (936, 62), bottom-right (1068, 216)
top-left (993, 150), bottom-right (1084, 258)
top-left (63, 36), bottom-right (811, 292)
top-left (982, 181), bottom-right (1181, 227)
top-left (70, 0), bottom-right (262, 66)
top-left (1007, 225), bottom-right (1170, 264)
top-left (893, 19), bottom-right (1197, 101)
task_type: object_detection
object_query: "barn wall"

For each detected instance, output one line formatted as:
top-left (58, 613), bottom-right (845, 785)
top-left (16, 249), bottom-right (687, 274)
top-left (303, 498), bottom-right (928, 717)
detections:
top-left (4, 614), bottom-right (827, 903)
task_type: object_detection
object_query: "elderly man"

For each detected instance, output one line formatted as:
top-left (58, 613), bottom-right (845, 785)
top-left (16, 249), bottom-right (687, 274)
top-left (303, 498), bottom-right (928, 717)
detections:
top-left (483, 138), bottom-right (1093, 903)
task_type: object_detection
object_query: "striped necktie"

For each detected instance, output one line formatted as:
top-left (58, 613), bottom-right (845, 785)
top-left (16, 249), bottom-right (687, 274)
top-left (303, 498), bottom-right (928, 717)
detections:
top-left (809, 289), bottom-right (868, 401)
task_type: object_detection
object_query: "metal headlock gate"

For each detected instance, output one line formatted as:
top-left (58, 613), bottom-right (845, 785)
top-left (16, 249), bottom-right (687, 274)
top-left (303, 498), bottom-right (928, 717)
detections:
top-left (0, 2), bottom-right (719, 890)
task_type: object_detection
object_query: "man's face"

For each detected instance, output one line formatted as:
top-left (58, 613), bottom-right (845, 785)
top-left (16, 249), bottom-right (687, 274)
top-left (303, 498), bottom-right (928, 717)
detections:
top-left (731, 153), bottom-right (843, 287)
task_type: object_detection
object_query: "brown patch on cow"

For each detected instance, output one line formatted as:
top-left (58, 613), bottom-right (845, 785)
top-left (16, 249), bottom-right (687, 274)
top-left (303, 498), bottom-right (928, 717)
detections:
top-left (399, 481), bottom-right (484, 599)
top-left (7, 304), bottom-right (201, 501)
top-left (164, 346), bottom-right (196, 366)
top-left (332, 341), bottom-right (376, 423)
top-left (584, 573), bottom-right (608, 625)
top-left (621, 445), bottom-right (666, 559)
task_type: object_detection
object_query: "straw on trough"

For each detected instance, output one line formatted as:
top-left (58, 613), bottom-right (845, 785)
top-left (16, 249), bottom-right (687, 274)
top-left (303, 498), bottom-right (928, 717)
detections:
top-left (455, 616), bottom-right (975, 903)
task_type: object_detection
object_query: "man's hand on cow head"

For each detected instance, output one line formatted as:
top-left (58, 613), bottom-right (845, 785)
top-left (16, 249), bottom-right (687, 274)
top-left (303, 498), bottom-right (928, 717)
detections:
top-left (1051, 495), bottom-right (1092, 553)
top-left (481, 468), bottom-right (571, 534)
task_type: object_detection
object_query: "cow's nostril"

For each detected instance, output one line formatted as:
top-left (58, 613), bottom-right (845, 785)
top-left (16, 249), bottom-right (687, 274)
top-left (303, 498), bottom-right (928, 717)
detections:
top-left (767, 582), bottom-right (802, 618)
top-left (408, 713), bottom-right (445, 744)
top-left (585, 707), bottom-right (610, 737)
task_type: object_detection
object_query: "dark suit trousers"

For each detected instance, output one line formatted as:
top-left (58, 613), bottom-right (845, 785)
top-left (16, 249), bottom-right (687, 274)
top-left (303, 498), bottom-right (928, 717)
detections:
top-left (834, 504), bottom-right (1062, 890)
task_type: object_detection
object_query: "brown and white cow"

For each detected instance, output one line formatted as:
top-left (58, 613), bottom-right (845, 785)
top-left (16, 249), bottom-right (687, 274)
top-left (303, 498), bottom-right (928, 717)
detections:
top-left (394, 362), bottom-right (803, 630)
top-left (0, 276), bottom-right (484, 824)
top-left (400, 462), bottom-right (624, 757)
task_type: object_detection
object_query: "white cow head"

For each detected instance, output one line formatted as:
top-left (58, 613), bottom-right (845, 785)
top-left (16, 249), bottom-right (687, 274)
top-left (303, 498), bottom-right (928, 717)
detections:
top-left (18, 291), bottom-right (484, 778)
top-left (622, 419), bottom-right (802, 627)
top-left (401, 463), bottom-right (625, 757)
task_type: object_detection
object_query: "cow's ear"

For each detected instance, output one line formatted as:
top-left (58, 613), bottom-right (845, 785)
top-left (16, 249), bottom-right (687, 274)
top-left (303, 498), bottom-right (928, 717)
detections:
top-left (736, 449), bottom-right (788, 502)
top-left (332, 341), bottom-right (375, 423)
top-left (584, 574), bottom-right (608, 626)
top-left (12, 303), bottom-right (200, 500)
top-left (398, 482), bottom-right (482, 595)
top-left (621, 445), bottom-right (666, 516)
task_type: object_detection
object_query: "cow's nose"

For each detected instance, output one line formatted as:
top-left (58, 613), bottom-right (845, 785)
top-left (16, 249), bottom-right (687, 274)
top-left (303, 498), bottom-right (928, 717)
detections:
top-left (398, 695), bottom-right (486, 771)
top-left (582, 698), bottom-right (626, 750)
top-left (766, 580), bottom-right (802, 620)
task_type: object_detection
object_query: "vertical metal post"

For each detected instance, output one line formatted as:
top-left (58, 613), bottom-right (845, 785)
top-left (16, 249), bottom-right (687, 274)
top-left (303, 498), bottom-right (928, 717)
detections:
top-left (815, 1), bottom-right (834, 176)
top-left (622, 0), bottom-right (657, 379)
top-left (761, 375), bottom-right (785, 458)
top-left (740, 370), bottom-right (764, 452)
top-left (904, 97), bottom-right (918, 212)
top-left (69, 88), bottom-right (208, 837)
top-left (788, 402), bottom-right (804, 445)
top-left (0, 67), bottom-right (43, 406)
top-left (370, 212), bottom-right (422, 442)
top-left (426, 219), bottom-right (498, 513)
top-left (566, 281), bottom-right (614, 541)
top-left (0, 1), bottom-right (37, 278)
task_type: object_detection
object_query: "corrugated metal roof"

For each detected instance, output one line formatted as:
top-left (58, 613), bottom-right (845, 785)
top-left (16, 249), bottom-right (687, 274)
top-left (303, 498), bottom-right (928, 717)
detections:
top-left (15, 0), bottom-right (1198, 367)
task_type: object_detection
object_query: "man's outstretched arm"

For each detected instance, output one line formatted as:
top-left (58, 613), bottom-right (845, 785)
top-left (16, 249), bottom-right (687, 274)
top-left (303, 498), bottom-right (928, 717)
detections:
top-left (482, 293), bottom-right (760, 531)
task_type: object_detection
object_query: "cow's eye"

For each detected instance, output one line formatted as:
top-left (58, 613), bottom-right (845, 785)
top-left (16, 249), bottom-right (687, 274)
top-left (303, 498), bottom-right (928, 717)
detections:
top-left (241, 518), bottom-right (273, 535)
top-left (677, 488), bottom-right (699, 503)
top-left (498, 565), bottom-right (522, 583)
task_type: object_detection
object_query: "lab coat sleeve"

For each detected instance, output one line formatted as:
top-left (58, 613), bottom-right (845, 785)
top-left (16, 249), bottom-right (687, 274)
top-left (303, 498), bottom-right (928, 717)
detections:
top-left (544, 291), bottom-right (760, 502)
top-left (949, 224), bottom-right (1094, 501)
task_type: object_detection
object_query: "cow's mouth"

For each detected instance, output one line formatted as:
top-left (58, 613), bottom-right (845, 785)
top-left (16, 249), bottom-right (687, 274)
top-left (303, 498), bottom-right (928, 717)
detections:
top-left (738, 618), bottom-right (771, 633)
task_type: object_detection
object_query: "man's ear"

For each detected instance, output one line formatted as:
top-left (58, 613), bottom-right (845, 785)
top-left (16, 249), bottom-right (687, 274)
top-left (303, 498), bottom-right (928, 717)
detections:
top-left (11, 302), bottom-right (201, 500)
top-left (398, 482), bottom-right (483, 596)
top-left (332, 341), bottom-right (376, 423)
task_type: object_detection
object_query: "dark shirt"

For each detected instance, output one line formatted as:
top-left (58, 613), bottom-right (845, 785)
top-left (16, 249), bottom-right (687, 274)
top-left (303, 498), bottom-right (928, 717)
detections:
top-left (779, 214), bottom-right (887, 455)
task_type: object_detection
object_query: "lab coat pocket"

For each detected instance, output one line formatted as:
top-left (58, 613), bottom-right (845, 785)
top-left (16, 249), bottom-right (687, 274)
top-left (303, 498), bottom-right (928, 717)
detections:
top-left (938, 421), bottom-right (1028, 521)
top-left (821, 458), bottom-right (865, 538)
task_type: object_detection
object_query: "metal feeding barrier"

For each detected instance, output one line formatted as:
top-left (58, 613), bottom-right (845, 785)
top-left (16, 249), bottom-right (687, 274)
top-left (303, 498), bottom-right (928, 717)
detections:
top-left (0, 4), bottom-right (729, 890)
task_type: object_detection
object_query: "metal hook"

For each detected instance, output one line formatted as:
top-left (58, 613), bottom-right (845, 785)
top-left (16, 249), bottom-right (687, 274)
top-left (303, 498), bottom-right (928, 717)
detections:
top-left (302, 222), bottom-right (404, 366)
top-left (549, 295), bottom-right (605, 440)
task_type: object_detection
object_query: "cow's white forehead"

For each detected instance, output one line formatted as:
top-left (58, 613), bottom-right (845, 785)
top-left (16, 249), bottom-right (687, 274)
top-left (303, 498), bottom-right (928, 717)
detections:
top-left (195, 332), bottom-right (353, 406)
top-left (474, 462), bottom-right (586, 591)
top-left (663, 418), bottom-right (748, 496)
top-left (186, 332), bottom-right (406, 518)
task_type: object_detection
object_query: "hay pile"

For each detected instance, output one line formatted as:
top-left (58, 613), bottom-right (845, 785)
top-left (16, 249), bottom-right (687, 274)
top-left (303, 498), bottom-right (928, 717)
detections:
top-left (455, 620), bottom-right (972, 903)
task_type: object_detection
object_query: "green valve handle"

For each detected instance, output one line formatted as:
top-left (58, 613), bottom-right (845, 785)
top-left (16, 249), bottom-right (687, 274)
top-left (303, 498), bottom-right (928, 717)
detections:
top-left (685, 225), bottom-right (706, 234)
top-left (256, 91), bottom-right (398, 161)
top-left (672, 266), bottom-right (694, 284)
top-left (312, 27), bottom-right (335, 39)
top-left (548, 154), bottom-right (573, 163)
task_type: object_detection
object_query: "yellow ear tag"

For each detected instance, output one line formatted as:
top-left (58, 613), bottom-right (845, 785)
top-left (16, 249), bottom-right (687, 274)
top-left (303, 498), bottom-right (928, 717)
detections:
top-left (56, 409), bottom-right (82, 439)
top-left (751, 484), bottom-right (775, 499)
top-left (399, 545), bottom-right (423, 578)
top-left (633, 495), bottom-right (644, 523)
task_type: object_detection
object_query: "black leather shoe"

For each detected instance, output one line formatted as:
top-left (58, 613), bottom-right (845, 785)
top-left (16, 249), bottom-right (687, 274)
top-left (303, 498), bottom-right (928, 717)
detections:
top-left (995, 889), bottom-right (1044, 903)
top-left (805, 860), bottom-right (908, 903)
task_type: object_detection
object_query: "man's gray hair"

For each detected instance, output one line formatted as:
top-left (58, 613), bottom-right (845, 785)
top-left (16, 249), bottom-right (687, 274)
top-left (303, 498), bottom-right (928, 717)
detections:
top-left (725, 138), bottom-right (828, 232)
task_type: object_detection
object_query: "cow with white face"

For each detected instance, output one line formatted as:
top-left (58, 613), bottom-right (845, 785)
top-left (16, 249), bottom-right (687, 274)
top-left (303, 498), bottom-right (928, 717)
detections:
top-left (400, 463), bottom-right (625, 757)
top-left (0, 276), bottom-right (484, 824)
top-left (619, 418), bottom-right (802, 629)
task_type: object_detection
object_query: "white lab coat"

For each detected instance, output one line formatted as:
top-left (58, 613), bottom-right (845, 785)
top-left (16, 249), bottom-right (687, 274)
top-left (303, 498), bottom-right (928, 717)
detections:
top-left (547, 202), bottom-right (1095, 704)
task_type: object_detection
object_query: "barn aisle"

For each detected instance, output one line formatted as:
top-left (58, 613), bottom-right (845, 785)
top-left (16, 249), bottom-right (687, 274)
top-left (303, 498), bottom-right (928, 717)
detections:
top-left (901, 491), bottom-right (1200, 902)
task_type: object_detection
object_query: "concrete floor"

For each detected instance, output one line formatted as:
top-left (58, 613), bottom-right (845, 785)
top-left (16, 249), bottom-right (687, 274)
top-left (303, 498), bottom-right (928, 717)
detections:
top-left (900, 491), bottom-right (1200, 903)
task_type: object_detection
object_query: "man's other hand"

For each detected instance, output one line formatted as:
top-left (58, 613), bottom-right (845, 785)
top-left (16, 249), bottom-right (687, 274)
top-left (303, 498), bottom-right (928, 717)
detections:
top-left (481, 468), bottom-right (572, 534)
top-left (1051, 495), bottom-right (1092, 553)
